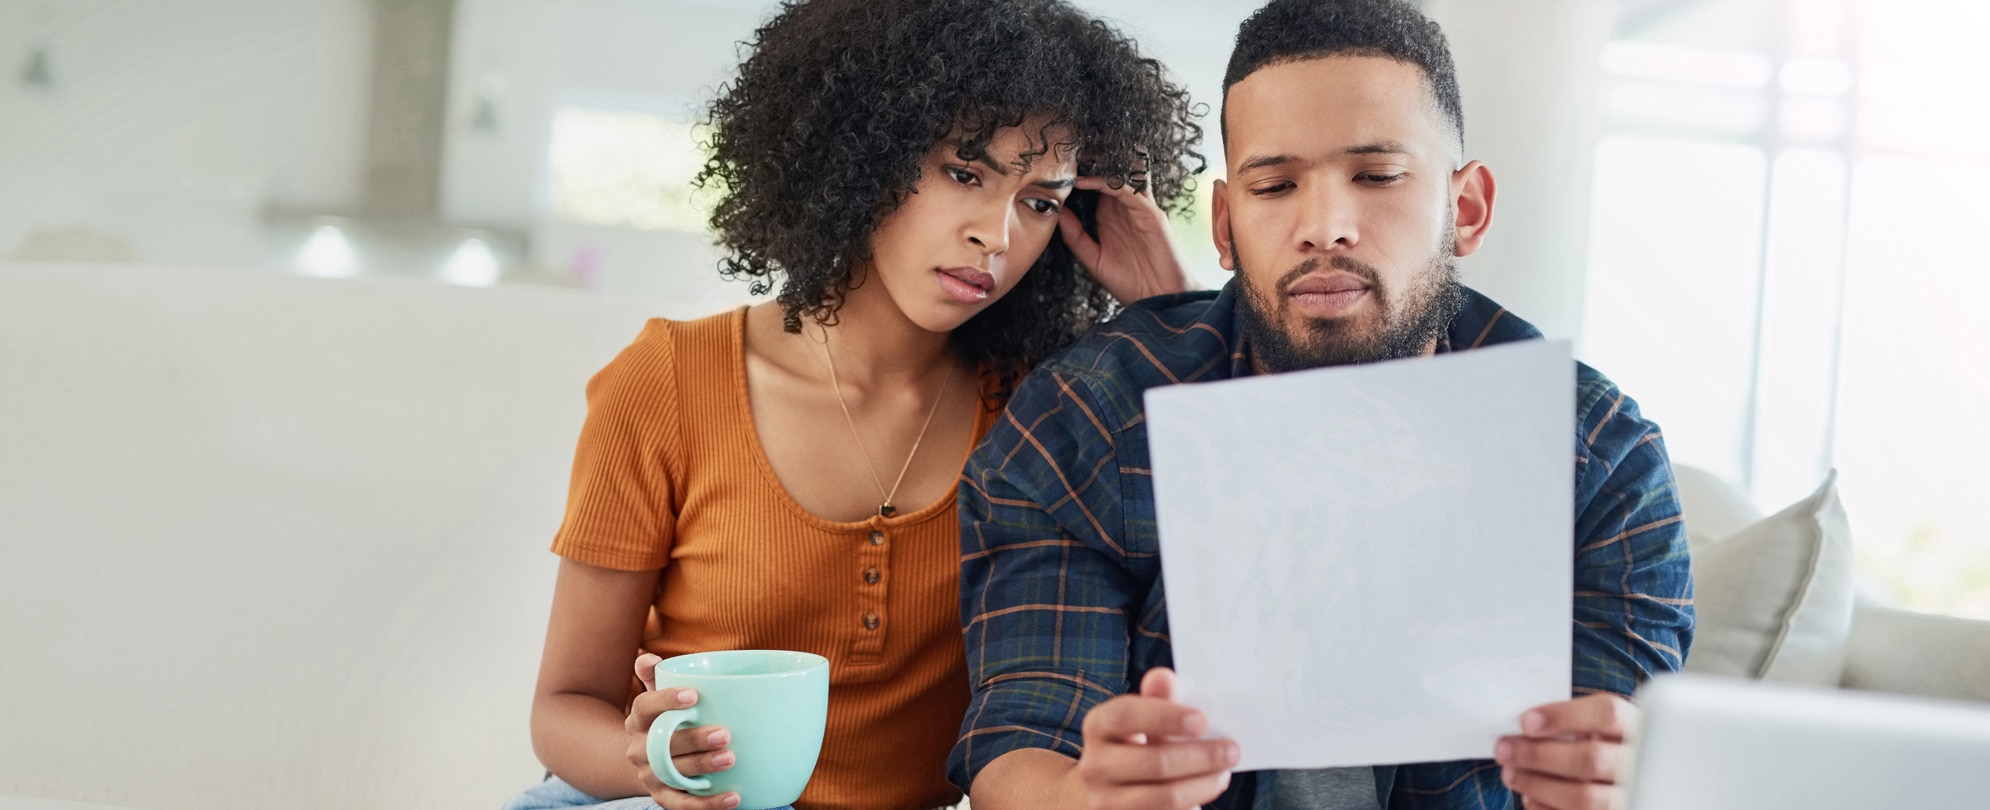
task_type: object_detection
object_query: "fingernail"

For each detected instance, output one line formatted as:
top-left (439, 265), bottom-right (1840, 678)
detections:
top-left (1501, 766), bottom-right (1514, 786)
top-left (712, 751), bottom-right (735, 769)
top-left (678, 689), bottom-right (698, 706)
top-left (707, 729), bottom-right (728, 746)
top-left (721, 795), bottom-right (740, 809)
top-left (1522, 710), bottom-right (1544, 735)
top-left (1495, 740), bottom-right (1512, 762)
top-left (1218, 770), bottom-right (1233, 789)
top-left (1225, 741), bottom-right (1241, 765)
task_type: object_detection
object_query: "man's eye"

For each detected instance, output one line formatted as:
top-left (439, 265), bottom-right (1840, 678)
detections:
top-left (945, 167), bottom-right (979, 186)
top-left (1360, 173), bottom-right (1408, 184)
top-left (1026, 198), bottom-right (1060, 215)
top-left (1250, 182), bottom-right (1294, 196)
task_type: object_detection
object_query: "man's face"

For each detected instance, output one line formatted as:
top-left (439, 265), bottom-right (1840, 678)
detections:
top-left (1214, 55), bottom-right (1491, 373)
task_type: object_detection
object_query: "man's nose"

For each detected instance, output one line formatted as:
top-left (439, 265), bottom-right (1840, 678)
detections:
top-left (1294, 183), bottom-right (1358, 253)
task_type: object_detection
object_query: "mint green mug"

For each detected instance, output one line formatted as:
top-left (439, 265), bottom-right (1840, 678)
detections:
top-left (646, 650), bottom-right (830, 809)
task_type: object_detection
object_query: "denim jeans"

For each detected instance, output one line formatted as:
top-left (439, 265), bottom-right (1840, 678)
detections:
top-left (500, 775), bottom-right (795, 810)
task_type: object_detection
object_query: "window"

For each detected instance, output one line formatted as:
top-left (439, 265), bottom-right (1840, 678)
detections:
top-left (1580, 0), bottom-right (1990, 617)
top-left (546, 105), bottom-right (711, 232)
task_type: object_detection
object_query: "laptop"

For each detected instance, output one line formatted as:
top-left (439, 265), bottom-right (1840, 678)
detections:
top-left (1620, 674), bottom-right (1990, 809)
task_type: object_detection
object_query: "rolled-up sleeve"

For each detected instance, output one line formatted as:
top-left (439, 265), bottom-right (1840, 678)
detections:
top-left (948, 368), bottom-right (1145, 792)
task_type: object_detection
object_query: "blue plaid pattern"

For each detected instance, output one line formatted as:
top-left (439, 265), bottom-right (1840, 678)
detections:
top-left (949, 281), bottom-right (1694, 808)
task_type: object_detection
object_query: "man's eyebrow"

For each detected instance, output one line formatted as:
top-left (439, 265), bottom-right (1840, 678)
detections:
top-left (1032, 176), bottom-right (1075, 190)
top-left (1237, 154), bottom-right (1296, 173)
top-left (1345, 141), bottom-right (1413, 156)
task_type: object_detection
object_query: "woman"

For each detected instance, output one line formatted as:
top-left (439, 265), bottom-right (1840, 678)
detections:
top-left (507, 1), bottom-right (1202, 808)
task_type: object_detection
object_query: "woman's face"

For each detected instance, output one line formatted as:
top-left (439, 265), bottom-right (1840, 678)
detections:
top-left (864, 123), bottom-right (1077, 333)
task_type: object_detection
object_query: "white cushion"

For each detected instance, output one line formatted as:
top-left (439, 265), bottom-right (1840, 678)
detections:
top-left (1683, 471), bottom-right (1855, 685)
top-left (1674, 464), bottom-right (1764, 548)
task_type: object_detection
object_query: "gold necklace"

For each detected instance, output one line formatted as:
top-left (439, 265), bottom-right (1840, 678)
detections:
top-left (818, 326), bottom-right (955, 518)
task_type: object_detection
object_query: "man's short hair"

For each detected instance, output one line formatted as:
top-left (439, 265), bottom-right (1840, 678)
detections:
top-left (1222, 0), bottom-right (1464, 155)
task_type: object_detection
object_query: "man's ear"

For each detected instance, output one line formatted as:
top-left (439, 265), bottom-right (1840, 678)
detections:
top-left (1451, 160), bottom-right (1495, 258)
top-left (1212, 178), bottom-right (1237, 272)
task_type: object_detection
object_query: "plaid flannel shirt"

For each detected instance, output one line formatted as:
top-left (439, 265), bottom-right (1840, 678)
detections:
top-left (949, 281), bottom-right (1694, 808)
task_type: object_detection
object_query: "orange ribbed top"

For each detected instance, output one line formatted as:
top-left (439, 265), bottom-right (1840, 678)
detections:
top-left (550, 308), bottom-right (990, 810)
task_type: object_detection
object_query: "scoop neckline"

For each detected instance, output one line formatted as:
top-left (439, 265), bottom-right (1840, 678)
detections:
top-left (721, 306), bottom-right (992, 533)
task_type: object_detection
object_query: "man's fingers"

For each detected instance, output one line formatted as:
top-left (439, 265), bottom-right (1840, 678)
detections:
top-left (668, 724), bottom-right (730, 757)
top-left (1082, 737), bottom-right (1238, 783)
top-left (1091, 770), bottom-right (1233, 810)
top-left (1522, 693), bottom-right (1638, 740)
top-left (1502, 766), bottom-right (1615, 810)
top-left (1138, 666), bottom-right (1179, 700)
top-left (1496, 737), bottom-right (1622, 782)
top-left (1083, 693), bottom-right (1206, 742)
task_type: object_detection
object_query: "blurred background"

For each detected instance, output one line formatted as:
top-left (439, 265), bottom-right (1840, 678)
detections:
top-left (0, 0), bottom-right (1984, 620)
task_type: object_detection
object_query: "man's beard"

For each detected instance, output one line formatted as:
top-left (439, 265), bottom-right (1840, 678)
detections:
top-left (1234, 229), bottom-right (1466, 374)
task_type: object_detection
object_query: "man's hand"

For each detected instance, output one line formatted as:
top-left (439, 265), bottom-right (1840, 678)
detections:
top-left (1494, 693), bottom-right (1639, 810)
top-left (1076, 667), bottom-right (1239, 810)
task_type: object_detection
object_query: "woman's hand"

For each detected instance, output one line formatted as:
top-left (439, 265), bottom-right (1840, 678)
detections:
top-left (626, 653), bottom-right (742, 810)
top-left (1059, 175), bottom-right (1198, 305)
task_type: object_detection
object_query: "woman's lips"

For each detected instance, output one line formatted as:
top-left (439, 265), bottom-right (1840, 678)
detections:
top-left (935, 267), bottom-right (995, 304)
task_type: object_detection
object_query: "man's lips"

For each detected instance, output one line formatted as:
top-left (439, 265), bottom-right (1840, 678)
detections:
top-left (935, 266), bottom-right (996, 303)
top-left (1285, 272), bottom-right (1371, 316)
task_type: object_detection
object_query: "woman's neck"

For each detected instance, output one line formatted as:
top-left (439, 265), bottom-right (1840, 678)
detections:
top-left (810, 268), bottom-right (956, 387)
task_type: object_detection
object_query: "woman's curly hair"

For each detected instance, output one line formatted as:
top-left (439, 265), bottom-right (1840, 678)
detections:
top-left (697, 0), bottom-right (1204, 374)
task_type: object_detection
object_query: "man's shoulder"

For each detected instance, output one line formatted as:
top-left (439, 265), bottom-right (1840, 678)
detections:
top-left (1022, 289), bottom-right (1235, 424)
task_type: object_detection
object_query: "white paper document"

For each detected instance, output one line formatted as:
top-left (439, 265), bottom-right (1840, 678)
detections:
top-left (1146, 339), bottom-right (1575, 771)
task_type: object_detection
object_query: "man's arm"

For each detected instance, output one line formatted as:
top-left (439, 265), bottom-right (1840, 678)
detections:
top-left (1395, 375), bottom-right (1693, 809)
top-left (951, 368), bottom-right (1236, 809)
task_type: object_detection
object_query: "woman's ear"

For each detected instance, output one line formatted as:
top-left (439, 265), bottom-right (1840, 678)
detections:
top-left (1450, 161), bottom-right (1495, 258)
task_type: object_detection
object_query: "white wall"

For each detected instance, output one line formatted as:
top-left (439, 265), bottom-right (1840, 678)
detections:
top-left (1424, 0), bottom-right (1619, 341)
top-left (0, 0), bottom-right (374, 265)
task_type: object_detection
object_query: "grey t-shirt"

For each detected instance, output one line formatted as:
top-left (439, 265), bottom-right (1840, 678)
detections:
top-left (1269, 767), bottom-right (1386, 810)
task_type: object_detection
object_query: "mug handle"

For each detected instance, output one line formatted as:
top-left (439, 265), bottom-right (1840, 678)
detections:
top-left (646, 707), bottom-right (715, 793)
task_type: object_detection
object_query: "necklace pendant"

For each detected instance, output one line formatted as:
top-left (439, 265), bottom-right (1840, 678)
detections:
top-left (879, 503), bottom-right (896, 518)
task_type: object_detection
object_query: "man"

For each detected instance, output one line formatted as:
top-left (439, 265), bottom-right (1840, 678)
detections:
top-left (948, 1), bottom-right (1693, 808)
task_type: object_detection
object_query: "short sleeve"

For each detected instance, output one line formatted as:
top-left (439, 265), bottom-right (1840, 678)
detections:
top-left (549, 320), bottom-right (683, 571)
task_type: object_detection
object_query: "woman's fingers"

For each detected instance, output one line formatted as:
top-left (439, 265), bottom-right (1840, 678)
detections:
top-left (1059, 206), bottom-right (1102, 267)
top-left (669, 724), bottom-right (731, 756)
top-left (671, 746), bottom-right (737, 777)
top-left (634, 653), bottom-right (662, 691)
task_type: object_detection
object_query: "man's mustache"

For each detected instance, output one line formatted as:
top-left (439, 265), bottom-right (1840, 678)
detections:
top-left (1275, 255), bottom-right (1383, 295)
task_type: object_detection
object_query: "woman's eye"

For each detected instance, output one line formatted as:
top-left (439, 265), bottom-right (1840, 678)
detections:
top-left (1025, 198), bottom-right (1060, 215)
top-left (945, 167), bottom-right (978, 186)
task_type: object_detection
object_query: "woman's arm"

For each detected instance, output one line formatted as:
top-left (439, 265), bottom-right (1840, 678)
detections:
top-left (529, 559), bottom-right (734, 808)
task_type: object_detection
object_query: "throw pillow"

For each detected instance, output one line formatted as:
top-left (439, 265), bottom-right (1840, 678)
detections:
top-left (1682, 471), bottom-right (1854, 685)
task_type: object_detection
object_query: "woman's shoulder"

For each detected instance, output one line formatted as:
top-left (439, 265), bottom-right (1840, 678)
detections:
top-left (585, 308), bottom-right (745, 413)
